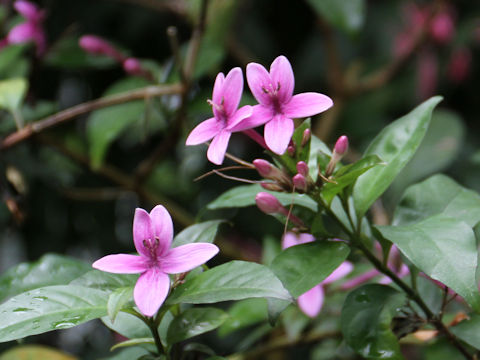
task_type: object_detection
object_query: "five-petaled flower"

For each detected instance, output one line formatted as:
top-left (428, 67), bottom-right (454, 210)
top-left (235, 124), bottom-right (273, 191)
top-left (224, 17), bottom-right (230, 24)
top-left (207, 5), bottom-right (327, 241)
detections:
top-left (282, 232), bottom-right (352, 318)
top-left (93, 205), bottom-right (219, 316)
top-left (185, 67), bottom-right (254, 165)
top-left (246, 55), bottom-right (333, 155)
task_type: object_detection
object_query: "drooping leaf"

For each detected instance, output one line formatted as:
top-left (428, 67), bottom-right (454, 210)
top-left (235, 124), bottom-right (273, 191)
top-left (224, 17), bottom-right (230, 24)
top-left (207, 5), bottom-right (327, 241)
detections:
top-left (306, 0), bottom-right (366, 34)
top-left (376, 215), bottom-right (480, 311)
top-left (0, 78), bottom-right (27, 112)
top-left (167, 261), bottom-right (292, 304)
top-left (353, 97), bottom-right (442, 218)
top-left (341, 284), bottom-right (406, 359)
top-left (218, 298), bottom-right (268, 337)
top-left (172, 220), bottom-right (224, 247)
top-left (450, 314), bottom-right (480, 350)
top-left (0, 345), bottom-right (77, 360)
top-left (393, 175), bottom-right (480, 227)
top-left (0, 254), bottom-right (91, 303)
top-left (0, 285), bottom-right (108, 342)
top-left (107, 287), bottom-right (134, 322)
top-left (166, 307), bottom-right (228, 345)
top-left (70, 270), bottom-right (137, 292)
top-left (207, 184), bottom-right (317, 212)
top-left (270, 241), bottom-right (350, 298)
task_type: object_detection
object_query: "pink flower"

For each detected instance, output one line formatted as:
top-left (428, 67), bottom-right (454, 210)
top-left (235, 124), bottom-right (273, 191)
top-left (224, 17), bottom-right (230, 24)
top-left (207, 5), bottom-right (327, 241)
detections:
top-left (185, 68), bottom-right (253, 165)
top-left (448, 47), bottom-right (472, 84)
top-left (282, 232), bottom-right (353, 317)
top-left (93, 205), bottom-right (219, 317)
top-left (79, 35), bottom-right (125, 62)
top-left (245, 55), bottom-right (333, 155)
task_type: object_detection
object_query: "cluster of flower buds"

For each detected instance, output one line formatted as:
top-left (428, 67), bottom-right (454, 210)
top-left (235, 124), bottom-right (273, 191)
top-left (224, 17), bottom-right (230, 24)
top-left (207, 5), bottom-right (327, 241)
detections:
top-left (79, 35), bottom-right (152, 79)
top-left (253, 159), bottom-right (292, 192)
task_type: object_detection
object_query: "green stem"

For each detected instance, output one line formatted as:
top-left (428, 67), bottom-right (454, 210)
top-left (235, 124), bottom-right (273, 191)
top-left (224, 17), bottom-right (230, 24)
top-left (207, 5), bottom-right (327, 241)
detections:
top-left (146, 316), bottom-right (165, 356)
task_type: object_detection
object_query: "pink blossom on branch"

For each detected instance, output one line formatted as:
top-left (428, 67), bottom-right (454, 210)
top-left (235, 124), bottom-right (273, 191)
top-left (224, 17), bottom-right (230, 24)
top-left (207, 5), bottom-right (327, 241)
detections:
top-left (93, 205), bottom-right (219, 317)
top-left (245, 55), bottom-right (333, 155)
top-left (185, 68), bottom-right (254, 165)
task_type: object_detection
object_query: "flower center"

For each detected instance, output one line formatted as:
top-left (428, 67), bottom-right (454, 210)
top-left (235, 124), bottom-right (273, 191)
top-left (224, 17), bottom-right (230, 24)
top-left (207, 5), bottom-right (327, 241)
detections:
top-left (207, 98), bottom-right (227, 125)
top-left (261, 82), bottom-right (282, 113)
top-left (142, 237), bottom-right (159, 263)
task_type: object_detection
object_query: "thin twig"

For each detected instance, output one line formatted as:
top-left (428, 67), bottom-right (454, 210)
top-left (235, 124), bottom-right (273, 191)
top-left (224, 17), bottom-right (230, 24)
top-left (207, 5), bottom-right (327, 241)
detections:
top-left (194, 165), bottom-right (253, 182)
top-left (167, 26), bottom-right (186, 83)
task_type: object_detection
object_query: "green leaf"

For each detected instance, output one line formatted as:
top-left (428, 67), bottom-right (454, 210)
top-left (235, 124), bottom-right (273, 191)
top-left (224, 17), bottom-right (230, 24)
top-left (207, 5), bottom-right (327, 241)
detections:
top-left (111, 338), bottom-right (155, 351)
top-left (0, 285), bottom-right (107, 342)
top-left (99, 347), bottom-right (149, 360)
top-left (166, 307), bottom-right (228, 345)
top-left (306, 0), bottom-right (366, 33)
top-left (87, 77), bottom-right (150, 168)
top-left (0, 78), bottom-right (27, 112)
top-left (341, 284), bottom-right (406, 360)
top-left (70, 270), bottom-right (137, 292)
top-left (107, 287), bottom-right (134, 322)
top-left (270, 241), bottom-right (350, 298)
top-left (450, 314), bottom-right (480, 350)
top-left (353, 96), bottom-right (442, 218)
top-left (0, 44), bottom-right (28, 78)
top-left (207, 184), bottom-right (317, 212)
top-left (102, 312), bottom-right (150, 340)
top-left (167, 261), bottom-right (292, 304)
top-left (0, 254), bottom-right (91, 303)
top-left (0, 345), bottom-right (77, 360)
top-left (218, 298), bottom-right (268, 337)
top-left (172, 220), bottom-right (223, 247)
top-left (393, 175), bottom-right (480, 227)
top-left (376, 215), bottom-right (480, 311)
top-left (322, 155), bottom-right (384, 205)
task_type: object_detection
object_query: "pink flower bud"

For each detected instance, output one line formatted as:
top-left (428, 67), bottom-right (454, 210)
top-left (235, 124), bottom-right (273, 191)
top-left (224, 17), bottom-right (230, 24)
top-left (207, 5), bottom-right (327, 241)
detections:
top-left (296, 161), bottom-right (309, 177)
top-left (123, 57), bottom-right (142, 75)
top-left (79, 35), bottom-right (124, 62)
top-left (253, 159), bottom-right (273, 178)
top-left (301, 128), bottom-right (311, 147)
top-left (7, 22), bottom-right (35, 44)
top-left (292, 173), bottom-right (307, 192)
top-left (14, 0), bottom-right (43, 22)
top-left (287, 145), bottom-right (295, 157)
top-left (448, 47), bottom-right (471, 84)
top-left (429, 12), bottom-right (454, 44)
top-left (255, 192), bottom-right (284, 214)
top-left (334, 135), bottom-right (348, 156)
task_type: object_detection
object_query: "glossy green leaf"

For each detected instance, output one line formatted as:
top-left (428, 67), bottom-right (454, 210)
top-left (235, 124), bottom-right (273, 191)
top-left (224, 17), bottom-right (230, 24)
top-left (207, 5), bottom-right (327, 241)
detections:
top-left (0, 285), bottom-right (107, 342)
top-left (270, 241), bottom-right (350, 298)
top-left (166, 307), bottom-right (228, 345)
top-left (306, 0), bottom-right (365, 33)
top-left (353, 97), bottom-right (442, 218)
top-left (393, 175), bottom-right (480, 227)
top-left (107, 287), bottom-right (134, 322)
top-left (218, 298), bottom-right (268, 337)
top-left (322, 155), bottom-right (384, 205)
top-left (0, 345), bottom-right (77, 360)
top-left (111, 338), bottom-right (155, 351)
top-left (70, 270), bottom-right (137, 292)
top-left (87, 77), bottom-right (150, 168)
top-left (341, 284), bottom-right (406, 359)
top-left (0, 254), bottom-right (91, 303)
top-left (102, 312), bottom-right (150, 340)
top-left (207, 184), bottom-right (317, 212)
top-left (450, 314), bottom-right (480, 350)
top-left (172, 220), bottom-right (223, 247)
top-left (376, 215), bottom-right (480, 311)
top-left (0, 78), bottom-right (27, 112)
top-left (167, 261), bottom-right (292, 304)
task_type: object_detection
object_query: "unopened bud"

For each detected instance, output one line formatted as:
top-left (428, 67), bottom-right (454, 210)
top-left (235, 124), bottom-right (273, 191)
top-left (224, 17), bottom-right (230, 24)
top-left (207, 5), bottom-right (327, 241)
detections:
top-left (429, 12), bottom-right (454, 44)
top-left (296, 161), bottom-right (309, 177)
top-left (287, 145), bottom-right (295, 157)
top-left (292, 174), bottom-right (307, 192)
top-left (326, 135), bottom-right (349, 177)
top-left (260, 182), bottom-right (284, 192)
top-left (253, 159), bottom-right (274, 178)
top-left (123, 57), bottom-right (142, 75)
top-left (79, 35), bottom-right (124, 62)
top-left (14, 0), bottom-right (43, 22)
top-left (255, 192), bottom-right (284, 214)
top-left (301, 128), bottom-right (311, 147)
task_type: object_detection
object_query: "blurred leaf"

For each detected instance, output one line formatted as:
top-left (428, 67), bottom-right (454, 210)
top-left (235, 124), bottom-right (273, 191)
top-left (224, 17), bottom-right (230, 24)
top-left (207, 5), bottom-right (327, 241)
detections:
top-left (70, 270), bottom-right (137, 292)
top-left (0, 78), bottom-right (27, 113)
top-left (107, 286), bottom-right (134, 322)
top-left (393, 175), bottom-right (480, 227)
top-left (167, 261), bottom-right (292, 304)
top-left (0, 345), bottom-right (77, 360)
top-left (376, 215), bottom-right (480, 311)
top-left (167, 307), bottom-right (228, 345)
top-left (207, 184), bottom-right (317, 212)
top-left (341, 284), bottom-right (406, 359)
top-left (87, 77), bottom-right (149, 168)
top-left (111, 338), bottom-right (155, 351)
top-left (424, 340), bottom-right (465, 360)
top-left (0, 285), bottom-right (107, 342)
top-left (450, 314), bottom-right (480, 350)
top-left (306, 0), bottom-right (366, 33)
top-left (172, 220), bottom-right (223, 247)
top-left (218, 298), bottom-right (268, 337)
top-left (99, 347), bottom-right (149, 360)
top-left (102, 312), bottom-right (150, 339)
top-left (270, 241), bottom-right (350, 298)
top-left (0, 44), bottom-right (28, 79)
top-left (353, 97), bottom-right (442, 219)
top-left (0, 254), bottom-right (90, 303)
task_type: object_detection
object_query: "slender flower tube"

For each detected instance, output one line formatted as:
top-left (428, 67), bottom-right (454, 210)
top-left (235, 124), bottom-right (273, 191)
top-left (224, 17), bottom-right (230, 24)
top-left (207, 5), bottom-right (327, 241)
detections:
top-left (245, 55), bottom-right (333, 155)
top-left (185, 68), bottom-right (254, 165)
top-left (282, 232), bottom-right (353, 317)
top-left (93, 205), bottom-right (219, 316)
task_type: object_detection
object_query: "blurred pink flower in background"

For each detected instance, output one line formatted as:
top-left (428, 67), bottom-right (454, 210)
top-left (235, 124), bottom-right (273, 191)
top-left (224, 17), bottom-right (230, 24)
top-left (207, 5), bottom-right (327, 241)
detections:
top-left (417, 49), bottom-right (438, 100)
top-left (448, 47), bottom-right (472, 84)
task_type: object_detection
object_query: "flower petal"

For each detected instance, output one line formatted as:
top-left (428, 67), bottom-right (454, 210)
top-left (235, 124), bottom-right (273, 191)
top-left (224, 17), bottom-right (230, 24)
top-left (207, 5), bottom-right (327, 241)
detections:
top-left (226, 105), bottom-right (253, 131)
top-left (270, 55), bottom-right (294, 103)
top-left (134, 268), bottom-right (170, 317)
top-left (149, 205), bottom-right (173, 256)
top-left (246, 62), bottom-right (272, 105)
top-left (340, 269), bottom-right (380, 290)
top-left (92, 254), bottom-right (147, 274)
top-left (264, 114), bottom-right (294, 155)
top-left (298, 285), bottom-right (324, 318)
top-left (283, 93), bottom-right (333, 119)
top-left (212, 72), bottom-right (225, 105)
top-left (229, 104), bottom-right (273, 132)
top-left (207, 130), bottom-right (231, 165)
top-left (185, 118), bottom-right (219, 145)
top-left (160, 243), bottom-right (219, 274)
top-left (282, 232), bottom-right (315, 250)
top-left (222, 67), bottom-right (243, 117)
top-left (322, 261), bottom-right (354, 285)
top-left (133, 208), bottom-right (154, 258)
